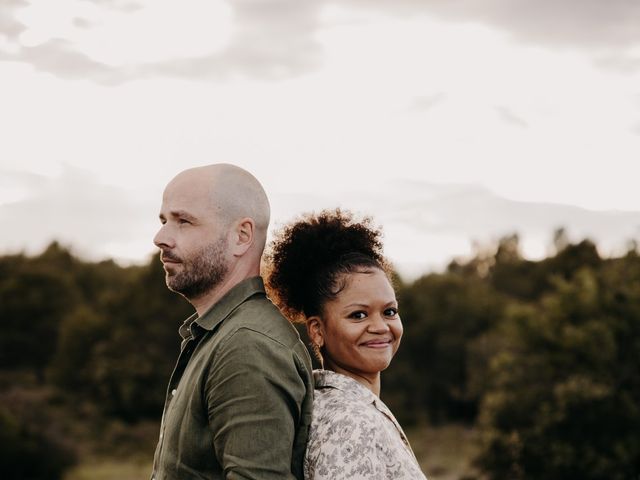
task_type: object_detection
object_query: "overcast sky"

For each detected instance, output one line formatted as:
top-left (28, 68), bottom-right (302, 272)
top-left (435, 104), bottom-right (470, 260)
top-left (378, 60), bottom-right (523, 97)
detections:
top-left (1, 0), bottom-right (639, 279)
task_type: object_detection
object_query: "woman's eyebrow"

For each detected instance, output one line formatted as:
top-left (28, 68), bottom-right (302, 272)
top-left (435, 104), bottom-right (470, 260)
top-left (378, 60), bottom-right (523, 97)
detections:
top-left (343, 302), bottom-right (369, 309)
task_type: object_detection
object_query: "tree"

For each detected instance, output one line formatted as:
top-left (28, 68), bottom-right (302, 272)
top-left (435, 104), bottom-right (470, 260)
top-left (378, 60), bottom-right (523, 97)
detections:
top-left (387, 272), bottom-right (505, 423)
top-left (78, 256), bottom-right (191, 420)
top-left (0, 261), bottom-right (78, 381)
top-left (0, 396), bottom-right (76, 480)
top-left (476, 267), bottom-right (640, 479)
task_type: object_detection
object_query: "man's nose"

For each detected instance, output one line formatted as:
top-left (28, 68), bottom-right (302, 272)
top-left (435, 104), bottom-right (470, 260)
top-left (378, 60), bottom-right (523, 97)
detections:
top-left (153, 224), bottom-right (174, 249)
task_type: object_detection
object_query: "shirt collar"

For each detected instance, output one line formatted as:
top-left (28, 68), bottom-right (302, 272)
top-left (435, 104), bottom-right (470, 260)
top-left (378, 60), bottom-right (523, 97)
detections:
top-left (313, 369), bottom-right (408, 440)
top-left (313, 369), bottom-right (379, 405)
top-left (178, 276), bottom-right (266, 341)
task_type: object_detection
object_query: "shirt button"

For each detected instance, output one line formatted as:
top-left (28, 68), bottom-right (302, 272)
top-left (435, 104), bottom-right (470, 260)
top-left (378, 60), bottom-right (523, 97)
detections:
top-left (171, 389), bottom-right (177, 396)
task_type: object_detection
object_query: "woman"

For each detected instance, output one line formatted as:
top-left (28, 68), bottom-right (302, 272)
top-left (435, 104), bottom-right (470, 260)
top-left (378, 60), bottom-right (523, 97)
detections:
top-left (266, 209), bottom-right (427, 480)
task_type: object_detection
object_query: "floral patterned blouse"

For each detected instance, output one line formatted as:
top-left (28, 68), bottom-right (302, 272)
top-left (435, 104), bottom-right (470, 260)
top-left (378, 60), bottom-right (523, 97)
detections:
top-left (304, 370), bottom-right (427, 479)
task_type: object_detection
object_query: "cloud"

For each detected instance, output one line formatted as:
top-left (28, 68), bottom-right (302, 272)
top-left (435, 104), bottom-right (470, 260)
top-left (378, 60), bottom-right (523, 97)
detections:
top-left (0, 165), bottom-right (158, 262)
top-left (339, 0), bottom-right (640, 75)
top-left (409, 92), bottom-right (446, 112)
top-left (3, 39), bottom-right (126, 83)
top-left (3, 0), bottom-right (639, 83)
top-left (383, 181), bottom-right (640, 237)
top-left (495, 106), bottom-right (528, 128)
top-left (345, 0), bottom-right (640, 49)
top-left (321, 180), bottom-right (640, 277)
top-left (1, 169), bottom-right (639, 278)
top-left (0, 0), bottom-right (323, 83)
top-left (149, 0), bottom-right (640, 80)
top-left (594, 51), bottom-right (640, 73)
top-left (0, 0), bottom-right (26, 40)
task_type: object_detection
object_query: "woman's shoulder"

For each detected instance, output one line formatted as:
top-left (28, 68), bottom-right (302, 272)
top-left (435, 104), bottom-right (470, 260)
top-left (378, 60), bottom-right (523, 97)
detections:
top-left (305, 371), bottom-right (427, 479)
top-left (305, 390), bottom-right (426, 479)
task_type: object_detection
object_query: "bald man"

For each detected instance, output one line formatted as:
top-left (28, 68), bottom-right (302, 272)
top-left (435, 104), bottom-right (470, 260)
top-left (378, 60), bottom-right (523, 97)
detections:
top-left (151, 164), bottom-right (313, 480)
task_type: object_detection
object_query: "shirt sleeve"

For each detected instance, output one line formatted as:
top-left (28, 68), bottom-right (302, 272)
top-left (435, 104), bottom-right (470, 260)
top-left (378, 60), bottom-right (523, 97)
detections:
top-left (206, 327), bottom-right (307, 480)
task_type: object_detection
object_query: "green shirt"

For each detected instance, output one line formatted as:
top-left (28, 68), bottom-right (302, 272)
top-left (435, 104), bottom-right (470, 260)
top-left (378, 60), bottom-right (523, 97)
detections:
top-left (151, 277), bottom-right (313, 480)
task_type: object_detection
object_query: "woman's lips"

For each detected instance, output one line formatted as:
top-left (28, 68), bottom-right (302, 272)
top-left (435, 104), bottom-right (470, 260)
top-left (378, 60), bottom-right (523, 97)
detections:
top-left (361, 339), bottom-right (393, 348)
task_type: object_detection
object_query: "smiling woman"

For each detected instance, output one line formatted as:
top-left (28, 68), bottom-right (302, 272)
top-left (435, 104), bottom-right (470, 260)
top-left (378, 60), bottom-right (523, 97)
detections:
top-left (313, 268), bottom-right (403, 390)
top-left (266, 209), bottom-right (427, 480)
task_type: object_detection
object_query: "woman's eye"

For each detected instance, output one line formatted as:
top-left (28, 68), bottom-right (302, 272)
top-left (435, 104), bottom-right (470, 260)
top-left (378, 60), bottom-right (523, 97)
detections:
top-left (349, 311), bottom-right (367, 320)
top-left (384, 308), bottom-right (399, 317)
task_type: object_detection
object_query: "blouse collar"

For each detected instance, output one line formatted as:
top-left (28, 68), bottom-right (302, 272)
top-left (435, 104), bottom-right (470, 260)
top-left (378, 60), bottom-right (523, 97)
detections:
top-left (313, 369), bottom-right (412, 448)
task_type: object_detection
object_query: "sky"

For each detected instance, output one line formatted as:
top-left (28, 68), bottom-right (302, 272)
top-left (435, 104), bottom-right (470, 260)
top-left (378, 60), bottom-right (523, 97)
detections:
top-left (1, 0), bottom-right (640, 279)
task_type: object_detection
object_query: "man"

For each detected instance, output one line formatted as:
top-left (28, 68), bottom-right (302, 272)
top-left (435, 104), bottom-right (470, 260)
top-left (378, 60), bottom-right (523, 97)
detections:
top-left (151, 164), bottom-right (313, 480)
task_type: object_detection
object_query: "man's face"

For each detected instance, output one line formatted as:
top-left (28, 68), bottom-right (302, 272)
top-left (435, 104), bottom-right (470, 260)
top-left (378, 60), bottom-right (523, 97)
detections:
top-left (160, 234), bottom-right (229, 299)
top-left (153, 175), bottom-right (231, 300)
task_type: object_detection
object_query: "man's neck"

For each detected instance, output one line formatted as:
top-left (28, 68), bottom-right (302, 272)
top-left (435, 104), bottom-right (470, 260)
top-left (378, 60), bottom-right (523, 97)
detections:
top-left (190, 264), bottom-right (260, 317)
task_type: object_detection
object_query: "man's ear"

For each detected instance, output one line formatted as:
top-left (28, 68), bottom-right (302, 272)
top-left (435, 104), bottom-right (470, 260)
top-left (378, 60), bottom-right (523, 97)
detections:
top-left (230, 217), bottom-right (255, 256)
top-left (307, 316), bottom-right (324, 348)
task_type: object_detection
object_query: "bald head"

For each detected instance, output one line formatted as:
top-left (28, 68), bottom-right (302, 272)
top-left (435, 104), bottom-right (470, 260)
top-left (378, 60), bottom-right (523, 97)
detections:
top-left (166, 163), bottom-right (270, 247)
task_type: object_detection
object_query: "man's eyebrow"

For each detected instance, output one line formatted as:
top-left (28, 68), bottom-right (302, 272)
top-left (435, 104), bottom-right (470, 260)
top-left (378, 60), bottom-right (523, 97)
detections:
top-left (158, 210), bottom-right (198, 221)
top-left (170, 210), bottom-right (197, 221)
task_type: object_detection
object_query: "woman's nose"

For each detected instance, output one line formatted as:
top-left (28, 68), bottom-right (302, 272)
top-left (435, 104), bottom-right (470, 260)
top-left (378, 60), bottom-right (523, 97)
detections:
top-left (368, 313), bottom-right (391, 333)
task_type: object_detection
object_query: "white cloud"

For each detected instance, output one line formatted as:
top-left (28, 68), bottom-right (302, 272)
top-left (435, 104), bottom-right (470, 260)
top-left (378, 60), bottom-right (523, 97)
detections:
top-left (16, 0), bottom-right (232, 66)
top-left (0, 166), bottom-right (158, 262)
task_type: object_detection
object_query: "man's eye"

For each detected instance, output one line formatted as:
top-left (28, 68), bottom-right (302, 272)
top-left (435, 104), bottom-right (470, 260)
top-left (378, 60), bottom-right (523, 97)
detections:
top-left (349, 311), bottom-right (367, 320)
top-left (384, 308), bottom-right (399, 317)
top-left (178, 219), bottom-right (191, 225)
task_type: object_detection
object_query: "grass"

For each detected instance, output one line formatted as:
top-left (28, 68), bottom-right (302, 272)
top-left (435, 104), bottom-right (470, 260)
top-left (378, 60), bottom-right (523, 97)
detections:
top-left (64, 423), bottom-right (479, 480)
top-left (64, 457), bottom-right (152, 480)
top-left (407, 423), bottom-right (481, 480)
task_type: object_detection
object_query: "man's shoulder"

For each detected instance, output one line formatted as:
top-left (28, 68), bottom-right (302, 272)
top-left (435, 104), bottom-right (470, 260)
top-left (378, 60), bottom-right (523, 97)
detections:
top-left (220, 293), bottom-right (303, 350)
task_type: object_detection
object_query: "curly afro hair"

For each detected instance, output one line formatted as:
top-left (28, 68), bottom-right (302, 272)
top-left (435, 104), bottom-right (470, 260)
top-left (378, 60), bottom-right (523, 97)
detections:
top-left (265, 208), bottom-right (390, 323)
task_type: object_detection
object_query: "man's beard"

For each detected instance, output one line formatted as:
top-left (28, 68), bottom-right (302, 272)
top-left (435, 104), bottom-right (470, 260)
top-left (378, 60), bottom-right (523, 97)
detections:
top-left (165, 236), bottom-right (229, 301)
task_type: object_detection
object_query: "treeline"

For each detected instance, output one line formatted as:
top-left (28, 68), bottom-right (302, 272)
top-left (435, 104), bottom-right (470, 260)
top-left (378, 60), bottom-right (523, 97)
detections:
top-left (0, 234), bottom-right (639, 479)
top-left (388, 233), bottom-right (640, 479)
top-left (0, 243), bottom-right (192, 479)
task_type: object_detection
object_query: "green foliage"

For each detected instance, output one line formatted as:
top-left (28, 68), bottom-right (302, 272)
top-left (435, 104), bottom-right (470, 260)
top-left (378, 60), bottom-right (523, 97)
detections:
top-left (0, 243), bottom-right (191, 421)
top-left (476, 266), bottom-right (640, 479)
top-left (84, 258), bottom-right (191, 420)
top-left (48, 305), bottom-right (109, 391)
top-left (387, 272), bottom-right (505, 423)
top-left (0, 392), bottom-right (76, 480)
top-left (1, 234), bottom-right (639, 478)
top-left (0, 246), bottom-right (79, 381)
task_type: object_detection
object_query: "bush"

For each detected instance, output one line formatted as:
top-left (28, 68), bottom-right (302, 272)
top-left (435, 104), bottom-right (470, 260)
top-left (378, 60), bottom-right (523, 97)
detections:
top-left (475, 268), bottom-right (640, 479)
top-left (0, 402), bottom-right (76, 480)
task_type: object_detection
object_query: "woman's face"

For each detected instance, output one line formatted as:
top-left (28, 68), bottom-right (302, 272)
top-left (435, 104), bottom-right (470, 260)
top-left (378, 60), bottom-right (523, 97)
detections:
top-left (315, 268), bottom-right (403, 383)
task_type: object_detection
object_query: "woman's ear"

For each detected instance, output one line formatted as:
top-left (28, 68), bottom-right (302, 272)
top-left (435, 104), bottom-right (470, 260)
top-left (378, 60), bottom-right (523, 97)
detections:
top-left (307, 316), bottom-right (324, 348)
